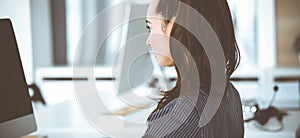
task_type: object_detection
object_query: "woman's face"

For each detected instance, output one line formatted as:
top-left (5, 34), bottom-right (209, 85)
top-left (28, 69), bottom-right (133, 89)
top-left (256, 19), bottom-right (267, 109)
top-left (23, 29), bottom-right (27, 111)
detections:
top-left (146, 0), bottom-right (175, 67)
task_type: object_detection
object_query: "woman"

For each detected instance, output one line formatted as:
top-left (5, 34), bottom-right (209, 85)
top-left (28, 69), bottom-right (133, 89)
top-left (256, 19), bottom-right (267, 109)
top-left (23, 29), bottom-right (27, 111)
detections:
top-left (142, 0), bottom-right (244, 137)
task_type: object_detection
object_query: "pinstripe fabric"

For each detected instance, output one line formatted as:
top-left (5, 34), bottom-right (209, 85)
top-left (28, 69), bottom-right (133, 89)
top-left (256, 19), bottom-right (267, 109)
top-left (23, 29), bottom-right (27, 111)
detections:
top-left (142, 82), bottom-right (244, 138)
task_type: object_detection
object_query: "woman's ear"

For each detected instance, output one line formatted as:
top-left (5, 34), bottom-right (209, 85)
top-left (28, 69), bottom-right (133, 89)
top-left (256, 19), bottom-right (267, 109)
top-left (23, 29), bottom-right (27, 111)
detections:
top-left (163, 17), bottom-right (176, 35)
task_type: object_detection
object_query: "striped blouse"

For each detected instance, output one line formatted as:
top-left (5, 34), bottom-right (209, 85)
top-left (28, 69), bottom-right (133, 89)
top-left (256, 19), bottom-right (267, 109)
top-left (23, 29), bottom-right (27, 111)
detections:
top-left (142, 82), bottom-right (244, 138)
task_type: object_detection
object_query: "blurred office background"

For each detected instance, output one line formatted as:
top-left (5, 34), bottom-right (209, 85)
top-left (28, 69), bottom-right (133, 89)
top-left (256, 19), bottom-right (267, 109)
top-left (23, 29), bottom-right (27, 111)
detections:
top-left (1, 0), bottom-right (300, 137)
top-left (29, 0), bottom-right (300, 108)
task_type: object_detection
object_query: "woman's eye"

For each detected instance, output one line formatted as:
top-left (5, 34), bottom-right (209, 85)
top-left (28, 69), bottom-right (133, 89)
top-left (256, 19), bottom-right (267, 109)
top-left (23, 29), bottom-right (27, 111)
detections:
top-left (146, 26), bottom-right (151, 33)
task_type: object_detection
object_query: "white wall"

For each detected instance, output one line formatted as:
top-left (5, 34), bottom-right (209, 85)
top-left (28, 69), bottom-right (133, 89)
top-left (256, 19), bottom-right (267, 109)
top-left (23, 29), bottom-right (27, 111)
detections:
top-left (0, 0), bottom-right (33, 83)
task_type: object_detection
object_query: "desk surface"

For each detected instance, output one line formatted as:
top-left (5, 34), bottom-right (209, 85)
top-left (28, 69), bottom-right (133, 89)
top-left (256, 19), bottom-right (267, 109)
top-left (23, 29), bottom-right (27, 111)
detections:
top-left (245, 111), bottom-right (300, 138)
top-left (31, 99), bottom-right (152, 138)
top-left (29, 67), bottom-right (300, 137)
top-left (29, 99), bottom-right (300, 138)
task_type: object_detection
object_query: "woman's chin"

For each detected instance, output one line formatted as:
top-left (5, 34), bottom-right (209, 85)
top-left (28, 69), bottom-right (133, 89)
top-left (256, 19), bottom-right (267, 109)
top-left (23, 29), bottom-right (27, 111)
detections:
top-left (158, 60), bottom-right (174, 67)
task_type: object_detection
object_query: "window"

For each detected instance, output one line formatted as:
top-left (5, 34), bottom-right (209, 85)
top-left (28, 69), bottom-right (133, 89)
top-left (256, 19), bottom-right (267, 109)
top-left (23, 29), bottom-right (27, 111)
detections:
top-left (66, 0), bottom-right (259, 68)
top-left (66, 0), bottom-right (81, 65)
top-left (228, 0), bottom-right (258, 69)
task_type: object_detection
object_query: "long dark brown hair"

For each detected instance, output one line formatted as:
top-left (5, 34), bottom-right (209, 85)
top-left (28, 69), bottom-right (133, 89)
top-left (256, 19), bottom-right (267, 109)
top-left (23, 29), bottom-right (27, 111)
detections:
top-left (148, 0), bottom-right (240, 119)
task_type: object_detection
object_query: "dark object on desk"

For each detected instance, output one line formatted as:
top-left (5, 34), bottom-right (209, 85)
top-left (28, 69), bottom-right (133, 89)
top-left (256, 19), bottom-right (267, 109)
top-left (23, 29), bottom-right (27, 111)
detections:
top-left (28, 83), bottom-right (46, 106)
top-left (244, 85), bottom-right (288, 131)
top-left (244, 106), bottom-right (288, 125)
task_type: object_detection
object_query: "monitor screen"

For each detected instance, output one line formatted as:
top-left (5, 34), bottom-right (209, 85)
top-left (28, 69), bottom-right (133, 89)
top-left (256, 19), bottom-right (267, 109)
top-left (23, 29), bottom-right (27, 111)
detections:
top-left (108, 3), bottom-right (157, 108)
top-left (0, 18), bottom-right (36, 138)
top-left (115, 3), bottom-right (154, 95)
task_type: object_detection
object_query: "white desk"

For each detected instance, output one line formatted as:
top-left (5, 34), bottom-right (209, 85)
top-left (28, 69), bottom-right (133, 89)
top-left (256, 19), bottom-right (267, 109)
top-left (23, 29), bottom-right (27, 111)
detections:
top-left (30, 98), bottom-right (154, 138)
top-left (28, 98), bottom-right (300, 138)
top-left (245, 111), bottom-right (300, 138)
top-left (30, 67), bottom-right (300, 137)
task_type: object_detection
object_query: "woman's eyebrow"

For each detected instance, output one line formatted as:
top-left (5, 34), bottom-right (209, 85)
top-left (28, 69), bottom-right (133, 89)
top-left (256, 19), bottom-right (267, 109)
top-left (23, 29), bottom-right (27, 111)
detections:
top-left (146, 20), bottom-right (151, 24)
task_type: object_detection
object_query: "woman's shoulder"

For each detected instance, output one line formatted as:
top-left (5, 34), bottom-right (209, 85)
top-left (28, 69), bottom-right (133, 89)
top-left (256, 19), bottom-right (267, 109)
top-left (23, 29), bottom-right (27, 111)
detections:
top-left (177, 82), bottom-right (241, 106)
top-left (153, 96), bottom-right (197, 114)
top-left (149, 95), bottom-right (200, 121)
top-left (176, 95), bottom-right (204, 107)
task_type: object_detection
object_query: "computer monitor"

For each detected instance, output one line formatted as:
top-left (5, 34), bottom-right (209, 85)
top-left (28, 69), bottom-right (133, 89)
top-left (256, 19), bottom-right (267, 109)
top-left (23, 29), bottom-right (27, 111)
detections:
top-left (0, 19), bottom-right (37, 138)
top-left (117, 3), bottom-right (152, 93)
top-left (112, 3), bottom-right (178, 107)
top-left (112, 3), bottom-right (156, 106)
